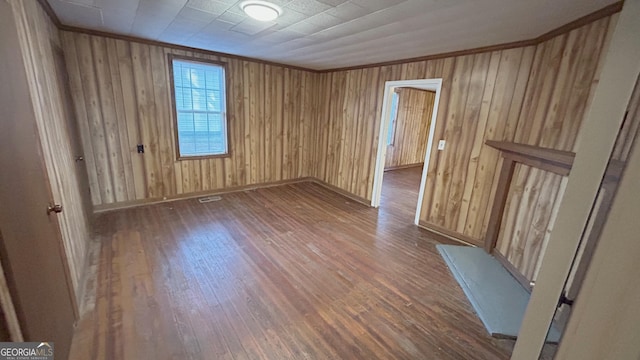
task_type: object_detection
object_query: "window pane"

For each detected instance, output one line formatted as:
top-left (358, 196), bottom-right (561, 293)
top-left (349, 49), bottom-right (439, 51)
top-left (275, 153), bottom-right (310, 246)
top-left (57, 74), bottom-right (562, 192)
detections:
top-left (387, 92), bottom-right (399, 145)
top-left (207, 90), bottom-right (222, 112)
top-left (192, 88), bottom-right (206, 111)
top-left (172, 58), bottom-right (228, 157)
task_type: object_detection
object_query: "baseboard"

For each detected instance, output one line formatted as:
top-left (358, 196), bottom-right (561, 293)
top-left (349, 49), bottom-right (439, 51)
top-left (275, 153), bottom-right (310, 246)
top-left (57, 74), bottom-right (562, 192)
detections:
top-left (93, 177), bottom-right (316, 213)
top-left (309, 179), bottom-right (372, 207)
top-left (384, 162), bottom-right (424, 172)
top-left (93, 177), bottom-right (373, 213)
top-left (418, 220), bottom-right (482, 247)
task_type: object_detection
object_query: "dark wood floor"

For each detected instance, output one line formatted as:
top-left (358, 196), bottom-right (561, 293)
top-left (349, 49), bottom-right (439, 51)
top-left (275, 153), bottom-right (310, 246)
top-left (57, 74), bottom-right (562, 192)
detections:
top-left (70, 167), bottom-right (513, 359)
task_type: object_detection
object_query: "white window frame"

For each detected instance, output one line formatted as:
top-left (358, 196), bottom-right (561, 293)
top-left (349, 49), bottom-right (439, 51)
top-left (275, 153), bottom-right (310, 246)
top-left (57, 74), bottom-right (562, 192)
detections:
top-left (169, 55), bottom-right (230, 160)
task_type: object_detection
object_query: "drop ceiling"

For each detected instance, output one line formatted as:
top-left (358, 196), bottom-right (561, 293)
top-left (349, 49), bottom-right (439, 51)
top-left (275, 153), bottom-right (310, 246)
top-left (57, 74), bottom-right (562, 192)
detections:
top-left (47, 0), bottom-right (618, 70)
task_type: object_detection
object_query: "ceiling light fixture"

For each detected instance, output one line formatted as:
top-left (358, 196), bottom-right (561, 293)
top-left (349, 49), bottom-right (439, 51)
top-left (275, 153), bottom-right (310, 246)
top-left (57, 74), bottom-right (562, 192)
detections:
top-left (240, 1), bottom-right (282, 22)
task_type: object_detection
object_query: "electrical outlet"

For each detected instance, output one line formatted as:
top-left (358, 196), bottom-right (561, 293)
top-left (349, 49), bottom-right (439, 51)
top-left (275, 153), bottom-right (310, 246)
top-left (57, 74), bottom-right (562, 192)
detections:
top-left (438, 140), bottom-right (446, 150)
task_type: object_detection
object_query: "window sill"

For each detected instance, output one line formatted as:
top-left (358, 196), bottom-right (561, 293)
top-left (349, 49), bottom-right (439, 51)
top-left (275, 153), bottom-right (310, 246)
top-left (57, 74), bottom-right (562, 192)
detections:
top-left (177, 153), bottom-right (231, 161)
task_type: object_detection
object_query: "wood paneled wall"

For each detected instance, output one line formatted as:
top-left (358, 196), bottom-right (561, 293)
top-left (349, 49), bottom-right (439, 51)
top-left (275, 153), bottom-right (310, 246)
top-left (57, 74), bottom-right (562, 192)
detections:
top-left (385, 89), bottom-right (435, 169)
top-left (310, 13), bottom-right (618, 257)
top-left (11, 0), bottom-right (92, 301)
top-left (495, 15), bottom-right (618, 281)
top-left (61, 31), bottom-right (317, 208)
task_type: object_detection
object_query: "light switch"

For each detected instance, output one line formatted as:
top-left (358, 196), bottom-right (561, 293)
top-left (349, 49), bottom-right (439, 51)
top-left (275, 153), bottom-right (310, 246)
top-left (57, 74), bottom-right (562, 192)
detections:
top-left (438, 140), bottom-right (446, 150)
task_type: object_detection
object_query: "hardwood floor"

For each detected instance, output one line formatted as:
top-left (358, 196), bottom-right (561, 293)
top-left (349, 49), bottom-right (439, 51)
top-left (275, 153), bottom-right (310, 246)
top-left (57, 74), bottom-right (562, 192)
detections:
top-left (70, 168), bottom-right (513, 359)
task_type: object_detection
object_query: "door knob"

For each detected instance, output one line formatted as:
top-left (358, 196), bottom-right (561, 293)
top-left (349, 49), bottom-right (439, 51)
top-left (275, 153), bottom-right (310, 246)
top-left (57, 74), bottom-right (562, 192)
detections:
top-left (47, 204), bottom-right (63, 215)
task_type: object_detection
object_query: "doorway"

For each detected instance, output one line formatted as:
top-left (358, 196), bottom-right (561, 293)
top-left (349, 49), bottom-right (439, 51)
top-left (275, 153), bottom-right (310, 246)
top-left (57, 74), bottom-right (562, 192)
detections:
top-left (371, 79), bottom-right (442, 224)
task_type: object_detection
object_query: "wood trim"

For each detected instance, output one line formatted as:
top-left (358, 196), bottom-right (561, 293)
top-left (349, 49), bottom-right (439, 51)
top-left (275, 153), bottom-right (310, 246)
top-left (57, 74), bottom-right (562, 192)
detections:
top-left (486, 140), bottom-right (575, 168)
top-left (57, 25), bottom-right (318, 73)
top-left (493, 250), bottom-right (533, 292)
top-left (483, 156), bottom-right (516, 252)
top-left (536, 2), bottom-right (623, 43)
top-left (94, 177), bottom-right (372, 213)
top-left (418, 220), bottom-right (482, 247)
top-left (323, 39), bottom-right (538, 73)
top-left (94, 177), bottom-right (317, 213)
top-left (36, 0), bottom-right (61, 28)
top-left (604, 159), bottom-right (625, 182)
top-left (309, 179), bottom-right (372, 206)
top-left (384, 163), bottom-right (423, 172)
top-left (167, 54), bottom-right (233, 161)
top-left (416, 222), bottom-right (475, 246)
top-left (503, 152), bottom-right (571, 176)
top-left (38, 0), bottom-right (621, 74)
top-left (401, 87), bottom-right (436, 94)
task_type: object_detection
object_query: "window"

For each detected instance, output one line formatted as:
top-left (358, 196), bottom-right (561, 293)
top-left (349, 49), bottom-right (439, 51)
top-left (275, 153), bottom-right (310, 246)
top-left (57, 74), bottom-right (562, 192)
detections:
top-left (387, 91), bottom-right (400, 145)
top-left (170, 56), bottom-right (228, 158)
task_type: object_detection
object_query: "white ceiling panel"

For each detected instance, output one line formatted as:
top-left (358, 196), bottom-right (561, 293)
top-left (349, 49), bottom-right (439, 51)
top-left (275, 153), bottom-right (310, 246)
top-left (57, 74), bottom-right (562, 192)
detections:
top-left (230, 18), bottom-right (277, 35)
top-left (49, 0), bottom-right (103, 28)
top-left (286, 0), bottom-right (332, 16)
top-left (186, 0), bottom-right (232, 15)
top-left (47, 0), bottom-right (619, 70)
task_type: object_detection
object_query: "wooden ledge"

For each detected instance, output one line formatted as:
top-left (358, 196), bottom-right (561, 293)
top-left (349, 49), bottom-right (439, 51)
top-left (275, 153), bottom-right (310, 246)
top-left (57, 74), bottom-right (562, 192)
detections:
top-left (486, 141), bottom-right (575, 176)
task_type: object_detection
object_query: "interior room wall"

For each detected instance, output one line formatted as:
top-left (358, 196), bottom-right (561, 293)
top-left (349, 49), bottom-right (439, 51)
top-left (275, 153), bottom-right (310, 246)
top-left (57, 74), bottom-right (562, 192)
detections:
top-left (10, 0), bottom-right (92, 301)
top-left (61, 31), bottom-right (318, 210)
top-left (384, 88), bottom-right (436, 170)
top-left (309, 12), bottom-right (618, 269)
top-left (493, 15), bottom-right (618, 281)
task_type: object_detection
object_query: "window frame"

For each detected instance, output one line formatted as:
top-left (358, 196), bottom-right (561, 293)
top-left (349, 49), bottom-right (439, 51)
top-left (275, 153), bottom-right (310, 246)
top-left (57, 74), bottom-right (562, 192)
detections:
top-left (168, 54), bottom-right (231, 160)
top-left (387, 90), bottom-right (400, 146)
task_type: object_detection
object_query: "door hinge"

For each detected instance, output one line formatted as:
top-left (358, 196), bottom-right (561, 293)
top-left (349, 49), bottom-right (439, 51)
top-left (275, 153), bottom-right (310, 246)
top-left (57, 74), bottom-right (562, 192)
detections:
top-left (558, 292), bottom-right (574, 307)
top-left (47, 204), bottom-right (63, 215)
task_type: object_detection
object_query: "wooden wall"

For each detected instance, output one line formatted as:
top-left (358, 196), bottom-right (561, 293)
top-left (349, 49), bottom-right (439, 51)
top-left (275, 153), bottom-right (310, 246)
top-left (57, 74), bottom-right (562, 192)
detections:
top-left (385, 88), bottom-right (435, 169)
top-left (495, 15), bottom-right (618, 281)
top-left (61, 31), bottom-right (317, 209)
top-left (310, 13), bottom-right (618, 257)
top-left (11, 0), bottom-right (92, 301)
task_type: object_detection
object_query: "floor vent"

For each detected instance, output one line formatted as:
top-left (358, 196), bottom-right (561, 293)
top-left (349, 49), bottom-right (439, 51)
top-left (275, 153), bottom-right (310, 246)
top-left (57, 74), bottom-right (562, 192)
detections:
top-left (198, 195), bottom-right (222, 203)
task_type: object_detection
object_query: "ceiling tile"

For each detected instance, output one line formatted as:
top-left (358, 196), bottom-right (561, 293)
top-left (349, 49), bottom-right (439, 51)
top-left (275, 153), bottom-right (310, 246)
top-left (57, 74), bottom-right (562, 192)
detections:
top-left (130, 0), bottom-right (187, 39)
top-left (350, 0), bottom-right (408, 12)
top-left (274, 7), bottom-right (307, 26)
top-left (49, 0), bottom-right (104, 27)
top-left (284, 20), bottom-right (323, 35)
top-left (285, 0), bottom-right (332, 16)
top-left (230, 18), bottom-right (277, 35)
top-left (159, 7), bottom-right (214, 42)
top-left (95, 0), bottom-right (139, 32)
top-left (324, 1), bottom-right (370, 21)
top-left (306, 12), bottom-right (342, 28)
top-left (186, 0), bottom-right (232, 15)
top-left (253, 29), bottom-right (305, 44)
top-left (216, 10), bottom-right (245, 24)
top-left (316, 0), bottom-right (348, 6)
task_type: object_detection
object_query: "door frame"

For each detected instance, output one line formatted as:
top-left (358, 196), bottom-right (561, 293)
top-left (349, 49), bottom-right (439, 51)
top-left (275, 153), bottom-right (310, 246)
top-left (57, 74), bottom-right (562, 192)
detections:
top-left (371, 78), bottom-right (442, 225)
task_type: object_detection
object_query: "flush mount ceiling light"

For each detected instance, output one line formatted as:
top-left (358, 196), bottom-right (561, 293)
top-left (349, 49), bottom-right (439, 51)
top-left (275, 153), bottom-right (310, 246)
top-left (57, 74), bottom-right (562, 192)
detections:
top-left (240, 1), bottom-right (282, 22)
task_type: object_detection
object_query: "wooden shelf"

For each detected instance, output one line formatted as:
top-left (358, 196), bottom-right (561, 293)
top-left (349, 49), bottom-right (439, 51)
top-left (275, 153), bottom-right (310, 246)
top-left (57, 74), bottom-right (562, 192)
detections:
top-left (486, 141), bottom-right (576, 176)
